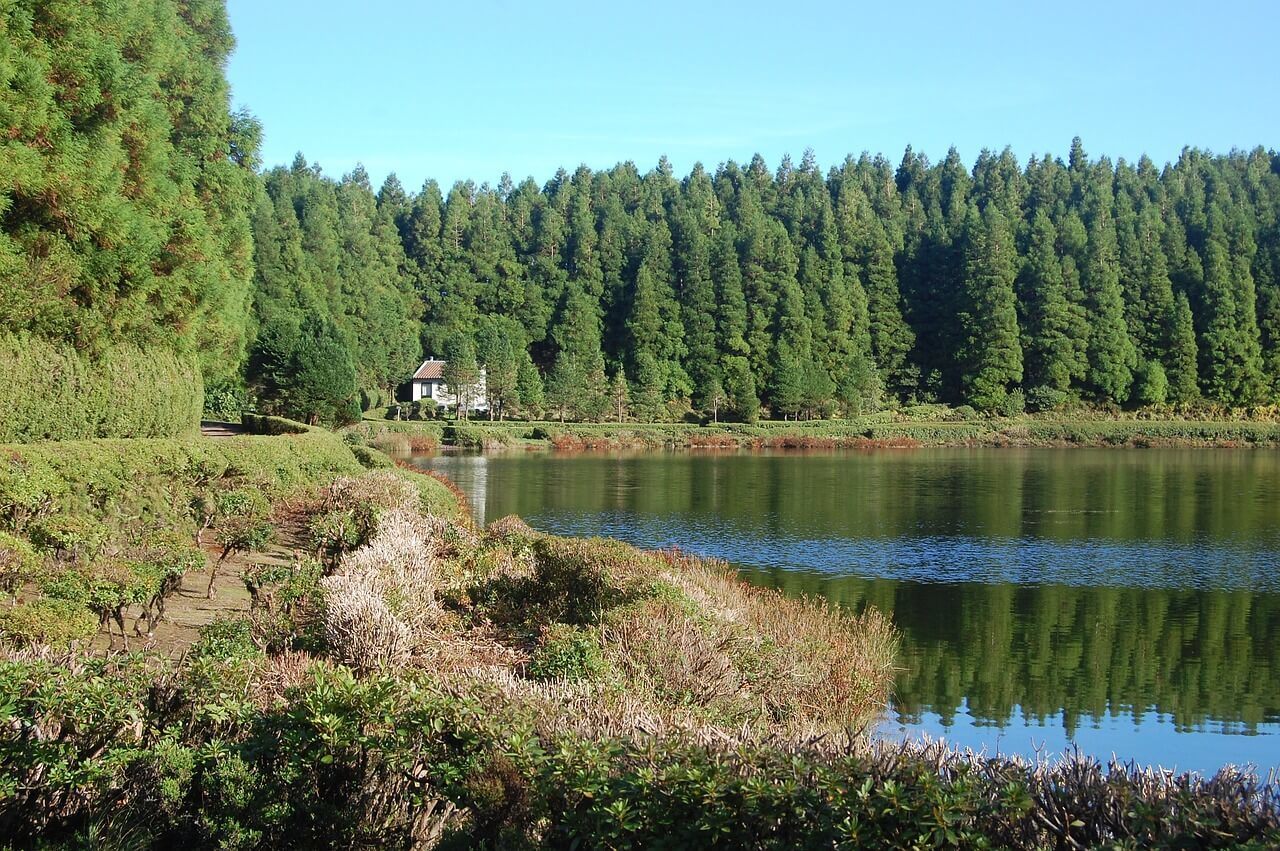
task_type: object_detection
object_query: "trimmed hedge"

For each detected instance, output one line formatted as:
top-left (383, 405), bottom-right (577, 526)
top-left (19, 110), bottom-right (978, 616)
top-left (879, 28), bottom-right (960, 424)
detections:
top-left (241, 413), bottom-right (312, 435)
top-left (0, 431), bottom-right (364, 536)
top-left (0, 333), bottom-right (204, 442)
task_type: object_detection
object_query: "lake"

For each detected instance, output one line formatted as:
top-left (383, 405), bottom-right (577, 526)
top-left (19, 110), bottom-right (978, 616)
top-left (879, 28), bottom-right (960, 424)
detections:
top-left (417, 447), bottom-right (1280, 775)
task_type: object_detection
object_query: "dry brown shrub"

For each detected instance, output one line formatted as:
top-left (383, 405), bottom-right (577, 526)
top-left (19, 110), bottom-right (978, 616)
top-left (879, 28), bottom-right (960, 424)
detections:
top-left (485, 515), bottom-right (536, 541)
top-left (323, 471), bottom-right (422, 516)
top-left (687, 433), bottom-right (739, 449)
top-left (320, 508), bottom-right (462, 669)
top-left (548, 433), bottom-right (586, 452)
top-left (406, 434), bottom-right (438, 452)
top-left (605, 600), bottom-right (748, 719)
top-left (647, 548), bottom-right (898, 735)
top-left (320, 571), bottom-right (414, 671)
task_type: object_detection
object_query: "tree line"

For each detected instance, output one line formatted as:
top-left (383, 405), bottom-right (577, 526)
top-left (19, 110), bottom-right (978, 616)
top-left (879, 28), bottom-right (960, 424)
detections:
top-left (4, 1), bottom-right (1280, 428)
top-left (247, 143), bottom-right (1280, 423)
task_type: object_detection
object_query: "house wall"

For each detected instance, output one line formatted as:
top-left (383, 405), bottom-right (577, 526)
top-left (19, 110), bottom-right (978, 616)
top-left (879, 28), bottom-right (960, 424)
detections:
top-left (410, 377), bottom-right (489, 410)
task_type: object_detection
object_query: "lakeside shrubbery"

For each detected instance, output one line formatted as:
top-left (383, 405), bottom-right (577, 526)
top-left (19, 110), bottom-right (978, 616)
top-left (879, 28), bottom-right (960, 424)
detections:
top-left (373, 408), bottom-right (1280, 452)
top-left (0, 430), bottom-right (454, 649)
top-left (2, 459), bottom-right (1278, 847)
top-left (0, 437), bottom-right (909, 848)
top-left (3, 434), bottom-right (1280, 847)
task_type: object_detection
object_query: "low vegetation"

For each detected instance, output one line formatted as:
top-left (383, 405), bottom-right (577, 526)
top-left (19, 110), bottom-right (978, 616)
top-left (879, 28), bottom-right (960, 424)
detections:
top-left (0, 426), bottom-right (453, 650)
top-left (365, 405), bottom-right (1280, 452)
top-left (2, 433), bottom-right (1277, 848)
top-left (0, 333), bottom-right (205, 443)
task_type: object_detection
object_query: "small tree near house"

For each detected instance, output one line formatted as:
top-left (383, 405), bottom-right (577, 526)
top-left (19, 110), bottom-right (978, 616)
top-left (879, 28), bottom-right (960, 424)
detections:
top-left (443, 337), bottom-right (481, 421)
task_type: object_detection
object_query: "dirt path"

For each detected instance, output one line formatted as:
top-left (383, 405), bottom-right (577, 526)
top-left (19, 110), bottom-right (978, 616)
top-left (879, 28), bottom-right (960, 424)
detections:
top-left (199, 420), bottom-right (246, 438)
top-left (90, 530), bottom-right (309, 658)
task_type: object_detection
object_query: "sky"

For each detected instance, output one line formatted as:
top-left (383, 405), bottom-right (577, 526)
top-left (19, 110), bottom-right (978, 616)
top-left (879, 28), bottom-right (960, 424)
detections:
top-left (225, 0), bottom-right (1280, 192)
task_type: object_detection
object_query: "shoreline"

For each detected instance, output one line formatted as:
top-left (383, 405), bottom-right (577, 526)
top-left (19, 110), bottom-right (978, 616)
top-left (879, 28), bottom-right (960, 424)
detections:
top-left (355, 414), bottom-right (1280, 454)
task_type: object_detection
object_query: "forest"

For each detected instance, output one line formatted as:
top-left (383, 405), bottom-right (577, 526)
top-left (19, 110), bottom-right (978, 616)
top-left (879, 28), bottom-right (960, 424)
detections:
top-left (2, 0), bottom-right (1279, 431)
top-left (249, 143), bottom-right (1280, 424)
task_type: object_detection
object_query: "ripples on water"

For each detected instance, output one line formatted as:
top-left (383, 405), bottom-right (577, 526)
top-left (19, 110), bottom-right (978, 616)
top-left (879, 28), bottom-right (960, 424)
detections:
top-left (539, 511), bottom-right (1280, 592)
top-left (422, 448), bottom-right (1280, 774)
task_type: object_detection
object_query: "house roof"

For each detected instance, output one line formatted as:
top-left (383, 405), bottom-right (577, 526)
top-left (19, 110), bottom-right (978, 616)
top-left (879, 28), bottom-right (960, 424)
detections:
top-left (413, 359), bottom-right (445, 380)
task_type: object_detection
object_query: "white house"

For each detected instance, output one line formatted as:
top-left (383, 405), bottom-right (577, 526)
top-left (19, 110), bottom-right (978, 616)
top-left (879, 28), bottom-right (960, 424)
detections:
top-left (410, 358), bottom-right (489, 412)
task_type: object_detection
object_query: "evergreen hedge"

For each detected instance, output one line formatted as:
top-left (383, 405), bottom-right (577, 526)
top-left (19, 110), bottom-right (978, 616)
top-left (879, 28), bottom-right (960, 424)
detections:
top-left (0, 334), bottom-right (203, 443)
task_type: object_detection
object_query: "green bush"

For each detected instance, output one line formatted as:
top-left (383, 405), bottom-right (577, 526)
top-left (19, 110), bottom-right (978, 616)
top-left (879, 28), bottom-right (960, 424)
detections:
top-left (998, 388), bottom-right (1027, 417)
top-left (350, 444), bottom-right (394, 469)
top-left (1, 656), bottom-right (1276, 849)
top-left (0, 598), bottom-right (97, 647)
top-left (527, 624), bottom-right (606, 681)
top-left (203, 381), bottom-right (246, 422)
top-left (240, 413), bottom-right (311, 435)
top-left (0, 332), bottom-right (203, 442)
top-left (26, 515), bottom-right (109, 562)
top-left (0, 531), bottom-right (41, 598)
top-left (1025, 385), bottom-right (1068, 412)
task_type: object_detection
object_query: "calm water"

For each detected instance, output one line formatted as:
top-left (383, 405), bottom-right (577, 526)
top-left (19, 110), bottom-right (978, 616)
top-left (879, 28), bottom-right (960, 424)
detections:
top-left (419, 448), bottom-right (1280, 774)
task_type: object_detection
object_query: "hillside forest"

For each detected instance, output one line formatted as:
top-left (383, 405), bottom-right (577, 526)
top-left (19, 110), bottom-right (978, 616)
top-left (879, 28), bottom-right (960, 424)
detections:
top-left (4, 1), bottom-right (1280, 429)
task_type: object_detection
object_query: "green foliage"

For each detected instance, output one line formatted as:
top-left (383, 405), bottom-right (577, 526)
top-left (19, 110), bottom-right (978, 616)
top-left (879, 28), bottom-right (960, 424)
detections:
top-left (297, 143), bottom-right (1280, 419)
top-left (249, 313), bottom-right (361, 426)
top-left (0, 598), bottom-right (96, 647)
top-left (527, 624), bottom-right (606, 682)
top-left (203, 381), bottom-right (246, 422)
top-left (0, 532), bottom-right (39, 597)
top-left (1134, 360), bottom-right (1170, 406)
top-left (0, 0), bottom-right (259, 387)
top-left (960, 204), bottom-right (1023, 411)
top-left (0, 652), bottom-right (1275, 849)
top-left (240, 413), bottom-right (311, 435)
top-left (0, 333), bottom-right (204, 442)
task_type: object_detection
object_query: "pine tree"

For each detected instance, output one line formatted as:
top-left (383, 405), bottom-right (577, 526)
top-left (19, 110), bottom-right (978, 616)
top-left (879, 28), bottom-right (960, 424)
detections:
top-left (1201, 232), bottom-right (1240, 402)
top-left (545, 353), bottom-right (584, 422)
top-left (1018, 211), bottom-right (1074, 397)
top-left (610, 371), bottom-right (630, 423)
top-left (959, 204), bottom-right (1023, 410)
top-left (477, 317), bottom-right (522, 420)
top-left (284, 315), bottom-right (359, 426)
top-left (1082, 208), bottom-right (1138, 403)
top-left (863, 221), bottom-right (915, 394)
top-left (674, 211), bottom-right (719, 408)
top-left (1166, 293), bottom-right (1200, 403)
top-left (837, 353), bottom-right (883, 416)
top-left (442, 336), bottom-right (481, 420)
top-left (722, 356), bottom-right (760, 423)
top-left (516, 354), bottom-right (545, 418)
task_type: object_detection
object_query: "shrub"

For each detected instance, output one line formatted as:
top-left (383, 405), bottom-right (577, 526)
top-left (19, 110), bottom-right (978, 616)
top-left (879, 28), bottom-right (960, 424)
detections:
top-left (0, 532), bottom-right (40, 599)
top-left (527, 624), bottom-right (605, 681)
top-left (244, 558), bottom-right (325, 652)
top-left (997, 388), bottom-right (1026, 417)
top-left (202, 381), bottom-right (245, 422)
top-left (240, 413), bottom-right (310, 435)
top-left (27, 515), bottom-right (108, 563)
top-left (0, 333), bottom-right (203, 442)
top-left (0, 598), bottom-right (97, 647)
top-left (1134, 360), bottom-right (1170, 406)
top-left (319, 509), bottom-right (446, 669)
top-left (1025, 385), bottom-right (1068, 412)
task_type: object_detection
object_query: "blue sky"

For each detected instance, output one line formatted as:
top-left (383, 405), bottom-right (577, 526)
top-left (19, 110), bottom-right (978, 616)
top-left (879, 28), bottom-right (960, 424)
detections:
top-left (225, 0), bottom-right (1280, 191)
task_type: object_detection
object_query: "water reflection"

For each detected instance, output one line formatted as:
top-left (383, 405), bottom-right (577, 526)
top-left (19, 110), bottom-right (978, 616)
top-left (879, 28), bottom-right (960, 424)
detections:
top-left (421, 448), bottom-right (1280, 771)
